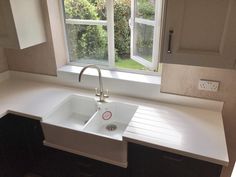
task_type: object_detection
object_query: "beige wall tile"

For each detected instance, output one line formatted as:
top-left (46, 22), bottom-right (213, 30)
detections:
top-left (4, 0), bottom-right (67, 76)
top-left (0, 47), bottom-right (8, 72)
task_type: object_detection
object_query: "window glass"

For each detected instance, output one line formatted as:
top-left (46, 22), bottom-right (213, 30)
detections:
top-left (66, 24), bottom-right (108, 65)
top-left (114, 0), bottom-right (147, 70)
top-left (136, 0), bottom-right (156, 20)
top-left (134, 23), bottom-right (154, 62)
top-left (63, 0), bottom-right (108, 65)
top-left (64, 0), bottom-right (106, 20)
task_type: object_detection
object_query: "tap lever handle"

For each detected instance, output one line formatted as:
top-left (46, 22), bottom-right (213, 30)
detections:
top-left (104, 89), bottom-right (109, 98)
top-left (95, 88), bottom-right (100, 96)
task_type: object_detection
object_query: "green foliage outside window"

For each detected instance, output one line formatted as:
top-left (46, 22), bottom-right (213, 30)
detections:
top-left (137, 0), bottom-right (155, 19)
top-left (64, 0), bottom-right (107, 61)
top-left (114, 0), bottom-right (131, 58)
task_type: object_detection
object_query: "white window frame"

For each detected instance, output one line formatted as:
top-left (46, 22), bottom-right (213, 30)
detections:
top-left (60, 0), bottom-right (163, 75)
top-left (130, 0), bottom-right (162, 71)
top-left (63, 0), bottom-right (115, 68)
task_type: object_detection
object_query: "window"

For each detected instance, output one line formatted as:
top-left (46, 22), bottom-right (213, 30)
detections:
top-left (62, 0), bottom-right (162, 73)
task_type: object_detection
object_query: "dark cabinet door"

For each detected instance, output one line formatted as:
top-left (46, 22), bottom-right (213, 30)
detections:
top-left (0, 114), bottom-right (33, 177)
top-left (128, 143), bottom-right (222, 177)
top-left (0, 118), bottom-right (6, 177)
top-left (95, 161), bottom-right (128, 177)
top-left (158, 151), bottom-right (222, 177)
top-left (23, 116), bottom-right (45, 161)
top-left (128, 143), bottom-right (163, 177)
top-left (32, 147), bottom-right (128, 177)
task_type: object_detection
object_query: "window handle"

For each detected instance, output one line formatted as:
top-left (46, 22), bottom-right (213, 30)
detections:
top-left (167, 30), bottom-right (174, 54)
top-left (129, 18), bottom-right (132, 28)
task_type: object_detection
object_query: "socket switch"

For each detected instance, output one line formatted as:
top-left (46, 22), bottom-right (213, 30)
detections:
top-left (198, 80), bottom-right (220, 92)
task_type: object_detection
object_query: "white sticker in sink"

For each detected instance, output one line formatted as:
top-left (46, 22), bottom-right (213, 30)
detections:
top-left (102, 111), bottom-right (112, 120)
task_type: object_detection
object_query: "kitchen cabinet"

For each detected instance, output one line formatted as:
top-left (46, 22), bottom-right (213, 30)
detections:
top-left (32, 148), bottom-right (128, 177)
top-left (0, 114), bottom-right (127, 177)
top-left (161, 0), bottom-right (236, 69)
top-left (128, 143), bottom-right (222, 177)
top-left (0, 0), bottom-right (46, 49)
top-left (0, 114), bottom-right (46, 177)
top-left (0, 114), bottom-right (223, 177)
top-left (0, 114), bottom-right (38, 177)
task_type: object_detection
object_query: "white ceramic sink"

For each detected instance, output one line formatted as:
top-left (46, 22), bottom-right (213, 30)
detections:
top-left (84, 102), bottom-right (138, 140)
top-left (43, 95), bottom-right (98, 130)
top-left (41, 94), bottom-right (138, 168)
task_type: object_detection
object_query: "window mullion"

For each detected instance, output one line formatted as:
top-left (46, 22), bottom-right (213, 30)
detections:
top-left (65, 19), bottom-right (107, 26)
top-left (132, 56), bottom-right (153, 68)
top-left (135, 18), bottom-right (155, 26)
top-left (106, 0), bottom-right (115, 68)
top-left (130, 0), bottom-right (135, 59)
top-left (152, 0), bottom-right (163, 71)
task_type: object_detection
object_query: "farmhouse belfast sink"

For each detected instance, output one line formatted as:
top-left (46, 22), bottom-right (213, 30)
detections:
top-left (41, 94), bottom-right (138, 168)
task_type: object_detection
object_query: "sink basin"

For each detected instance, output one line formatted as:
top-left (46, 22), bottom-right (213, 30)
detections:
top-left (43, 95), bottom-right (97, 130)
top-left (41, 94), bottom-right (138, 168)
top-left (84, 102), bottom-right (138, 140)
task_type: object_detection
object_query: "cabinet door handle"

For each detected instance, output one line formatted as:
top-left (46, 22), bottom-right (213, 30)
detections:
top-left (163, 154), bottom-right (183, 162)
top-left (167, 30), bottom-right (174, 54)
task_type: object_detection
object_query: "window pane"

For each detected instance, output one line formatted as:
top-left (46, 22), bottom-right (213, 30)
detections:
top-left (134, 23), bottom-right (154, 62)
top-left (63, 0), bottom-right (106, 20)
top-left (66, 24), bottom-right (108, 65)
top-left (136, 0), bottom-right (155, 20)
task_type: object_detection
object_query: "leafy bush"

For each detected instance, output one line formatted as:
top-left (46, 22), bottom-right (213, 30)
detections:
top-left (114, 0), bottom-right (131, 57)
top-left (137, 0), bottom-right (155, 19)
top-left (64, 0), bottom-right (107, 61)
top-left (113, 0), bottom-right (155, 58)
top-left (136, 23), bottom-right (153, 57)
top-left (88, 0), bottom-right (131, 58)
top-left (89, 0), bottom-right (106, 20)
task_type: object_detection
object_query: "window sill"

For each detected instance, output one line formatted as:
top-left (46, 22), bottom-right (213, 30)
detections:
top-left (57, 65), bottom-right (161, 100)
top-left (58, 65), bottom-right (161, 85)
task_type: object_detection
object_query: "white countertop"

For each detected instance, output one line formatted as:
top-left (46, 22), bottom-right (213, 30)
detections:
top-left (0, 77), bottom-right (229, 166)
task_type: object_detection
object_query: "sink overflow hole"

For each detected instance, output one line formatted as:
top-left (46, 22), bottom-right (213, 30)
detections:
top-left (106, 124), bottom-right (117, 131)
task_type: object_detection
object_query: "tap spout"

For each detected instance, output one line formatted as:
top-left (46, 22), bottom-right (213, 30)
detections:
top-left (79, 65), bottom-right (107, 102)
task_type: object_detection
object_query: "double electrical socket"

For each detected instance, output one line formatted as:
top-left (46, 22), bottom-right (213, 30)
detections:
top-left (198, 79), bottom-right (220, 92)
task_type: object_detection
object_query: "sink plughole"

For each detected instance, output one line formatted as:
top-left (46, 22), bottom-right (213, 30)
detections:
top-left (41, 94), bottom-right (138, 167)
top-left (84, 102), bottom-right (138, 141)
